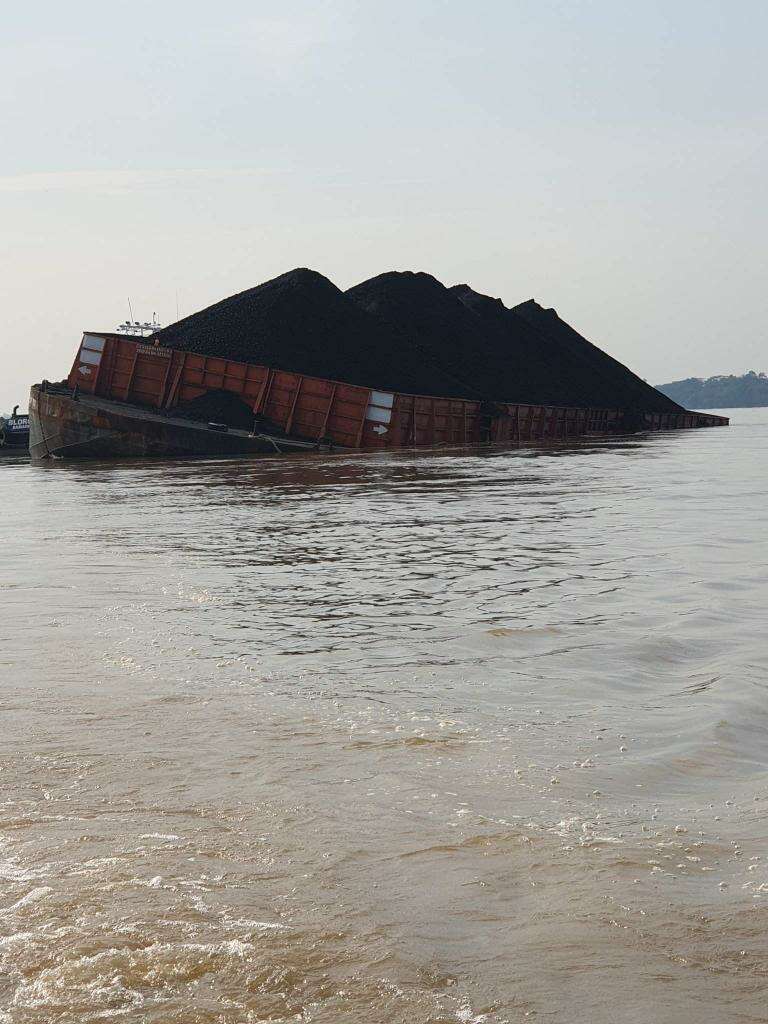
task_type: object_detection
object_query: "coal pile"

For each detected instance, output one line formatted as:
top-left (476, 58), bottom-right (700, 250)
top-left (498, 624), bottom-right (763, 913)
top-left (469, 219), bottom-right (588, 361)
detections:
top-left (511, 299), bottom-right (682, 414)
top-left (450, 282), bottom-right (597, 404)
top-left (348, 272), bottom-right (681, 412)
top-left (155, 269), bottom-right (473, 399)
top-left (348, 272), bottom-right (606, 407)
top-left (346, 272), bottom-right (517, 401)
top-left (173, 389), bottom-right (259, 431)
top-left (154, 266), bottom-right (680, 412)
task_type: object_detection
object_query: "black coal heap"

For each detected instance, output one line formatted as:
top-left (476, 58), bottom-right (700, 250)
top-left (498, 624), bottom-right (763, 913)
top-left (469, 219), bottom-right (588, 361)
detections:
top-left (154, 267), bottom-right (681, 413)
top-left (155, 268), bottom-right (473, 399)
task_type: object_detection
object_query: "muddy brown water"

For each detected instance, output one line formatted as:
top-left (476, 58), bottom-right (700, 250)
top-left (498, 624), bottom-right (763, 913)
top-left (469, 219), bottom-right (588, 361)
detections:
top-left (1, 411), bottom-right (766, 1023)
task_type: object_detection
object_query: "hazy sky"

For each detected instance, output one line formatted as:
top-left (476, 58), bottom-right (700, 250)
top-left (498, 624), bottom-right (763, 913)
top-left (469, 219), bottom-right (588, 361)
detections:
top-left (2, 0), bottom-right (766, 411)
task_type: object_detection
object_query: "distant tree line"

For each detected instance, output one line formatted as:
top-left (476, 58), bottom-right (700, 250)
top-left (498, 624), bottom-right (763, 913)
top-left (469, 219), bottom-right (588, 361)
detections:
top-left (656, 371), bottom-right (768, 409)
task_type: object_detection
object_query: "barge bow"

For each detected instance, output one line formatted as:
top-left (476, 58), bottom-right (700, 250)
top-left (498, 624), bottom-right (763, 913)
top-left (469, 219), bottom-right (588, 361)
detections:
top-left (29, 385), bottom-right (335, 460)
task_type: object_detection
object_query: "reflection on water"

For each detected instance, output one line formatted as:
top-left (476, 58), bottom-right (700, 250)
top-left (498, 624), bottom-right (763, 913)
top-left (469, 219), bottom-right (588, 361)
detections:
top-left (1, 412), bottom-right (767, 1023)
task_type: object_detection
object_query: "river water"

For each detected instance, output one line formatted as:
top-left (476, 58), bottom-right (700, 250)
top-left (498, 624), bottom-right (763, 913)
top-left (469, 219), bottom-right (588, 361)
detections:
top-left (1, 410), bottom-right (766, 1023)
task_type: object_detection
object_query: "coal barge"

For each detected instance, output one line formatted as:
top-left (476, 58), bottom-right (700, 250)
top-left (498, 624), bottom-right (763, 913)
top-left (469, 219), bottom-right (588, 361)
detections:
top-left (29, 269), bottom-right (728, 459)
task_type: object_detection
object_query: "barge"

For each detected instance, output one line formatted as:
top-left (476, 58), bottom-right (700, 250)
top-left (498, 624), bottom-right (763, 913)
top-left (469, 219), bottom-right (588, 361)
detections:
top-left (29, 332), bottom-right (728, 460)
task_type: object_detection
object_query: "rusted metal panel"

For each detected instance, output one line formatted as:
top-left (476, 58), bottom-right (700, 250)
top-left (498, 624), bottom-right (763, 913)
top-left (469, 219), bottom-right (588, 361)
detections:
top-left (284, 378), bottom-right (304, 435)
top-left (68, 334), bottom-right (107, 392)
top-left (316, 384), bottom-right (338, 440)
top-left (163, 352), bottom-right (186, 409)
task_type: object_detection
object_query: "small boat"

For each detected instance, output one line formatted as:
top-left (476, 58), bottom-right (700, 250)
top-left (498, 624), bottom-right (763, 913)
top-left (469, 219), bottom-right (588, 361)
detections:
top-left (28, 329), bottom-right (729, 461)
top-left (0, 406), bottom-right (30, 453)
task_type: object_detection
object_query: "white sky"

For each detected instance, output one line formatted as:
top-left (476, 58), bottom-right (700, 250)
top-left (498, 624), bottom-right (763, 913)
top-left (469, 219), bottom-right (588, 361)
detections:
top-left (2, 0), bottom-right (766, 411)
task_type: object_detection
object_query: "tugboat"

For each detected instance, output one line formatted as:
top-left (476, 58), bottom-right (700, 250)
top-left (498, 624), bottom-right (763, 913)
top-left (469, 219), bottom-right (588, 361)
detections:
top-left (0, 406), bottom-right (30, 453)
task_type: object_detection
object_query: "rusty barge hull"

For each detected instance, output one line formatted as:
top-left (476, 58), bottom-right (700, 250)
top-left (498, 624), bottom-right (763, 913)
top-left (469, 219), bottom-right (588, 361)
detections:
top-left (29, 387), bottom-right (335, 460)
top-left (29, 333), bottom-right (729, 460)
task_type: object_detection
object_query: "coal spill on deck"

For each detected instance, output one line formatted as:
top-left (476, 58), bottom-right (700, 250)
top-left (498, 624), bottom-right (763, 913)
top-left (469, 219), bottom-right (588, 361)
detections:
top-left (155, 268), bottom-right (682, 412)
